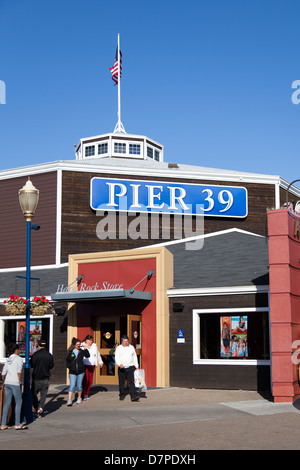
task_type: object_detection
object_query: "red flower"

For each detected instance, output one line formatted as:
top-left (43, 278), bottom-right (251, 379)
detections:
top-left (3, 294), bottom-right (49, 309)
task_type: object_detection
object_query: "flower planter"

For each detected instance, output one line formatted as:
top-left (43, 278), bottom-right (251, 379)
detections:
top-left (31, 306), bottom-right (49, 316)
top-left (3, 295), bottom-right (50, 316)
top-left (5, 304), bottom-right (27, 316)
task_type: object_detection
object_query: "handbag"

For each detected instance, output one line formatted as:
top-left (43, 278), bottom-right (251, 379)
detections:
top-left (134, 369), bottom-right (147, 390)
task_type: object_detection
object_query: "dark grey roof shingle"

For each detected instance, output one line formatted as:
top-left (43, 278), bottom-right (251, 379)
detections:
top-left (166, 231), bottom-right (269, 289)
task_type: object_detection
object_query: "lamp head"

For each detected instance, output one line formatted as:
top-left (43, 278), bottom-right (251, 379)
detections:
top-left (18, 178), bottom-right (39, 221)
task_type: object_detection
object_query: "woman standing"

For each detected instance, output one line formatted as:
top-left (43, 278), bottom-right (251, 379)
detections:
top-left (1, 344), bottom-right (27, 430)
top-left (82, 335), bottom-right (103, 400)
top-left (66, 338), bottom-right (90, 406)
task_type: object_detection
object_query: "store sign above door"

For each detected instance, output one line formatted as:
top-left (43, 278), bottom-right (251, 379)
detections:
top-left (90, 177), bottom-right (248, 218)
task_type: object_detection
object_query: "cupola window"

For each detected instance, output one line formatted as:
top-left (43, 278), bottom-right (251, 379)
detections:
top-left (114, 142), bottom-right (126, 154)
top-left (85, 145), bottom-right (95, 157)
top-left (129, 144), bottom-right (141, 155)
top-left (147, 146), bottom-right (154, 159)
top-left (98, 142), bottom-right (108, 155)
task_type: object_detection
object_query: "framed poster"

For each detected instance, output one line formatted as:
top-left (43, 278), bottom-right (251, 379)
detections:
top-left (220, 317), bottom-right (231, 358)
top-left (220, 315), bottom-right (248, 359)
top-left (30, 320), bottom-right (42, 355)
top-left (16, 320), bottom-right (42, 357)
top-left (16, 321), bottom-right (26, 358)
top-left (231, 316), bottom-right (248, 358)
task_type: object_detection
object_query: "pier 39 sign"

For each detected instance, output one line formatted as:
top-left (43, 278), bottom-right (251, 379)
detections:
top-left (90, 177), bottom-right (248, 218)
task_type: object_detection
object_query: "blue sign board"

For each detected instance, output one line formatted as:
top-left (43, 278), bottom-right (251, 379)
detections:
top-left (90, 177), bottom-right (248, 218)
top-left (178, 329), bottom-right (184, 338)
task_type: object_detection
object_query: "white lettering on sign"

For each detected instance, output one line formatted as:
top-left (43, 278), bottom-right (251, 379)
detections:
top-left (146, 185), bottom-right (164, 209)
top-left (56, 281), bottom-right (124, 293)
top-left (107, 182), bottom-right (191, 212)
top-left (107, 182), bottom-right (127, 207)
top-left (131, 184), bottom-right (142, 208)
top-left (168, 186), bottom-right (189, 211)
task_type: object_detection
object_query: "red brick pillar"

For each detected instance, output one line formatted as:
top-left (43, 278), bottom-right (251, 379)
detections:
top-left (268, 208), bottom-right (300, 402)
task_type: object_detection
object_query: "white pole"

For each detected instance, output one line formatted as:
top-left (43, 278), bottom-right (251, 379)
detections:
top-left (113, 33), bottom-right (125, 134)
top-left (117, 33), bottom-right (121, 132)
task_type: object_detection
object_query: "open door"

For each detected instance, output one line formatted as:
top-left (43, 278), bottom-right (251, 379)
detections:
top-left (127, 314), bottom-right (142, 368)
top-left (95, 317), bottom-right (120, 385)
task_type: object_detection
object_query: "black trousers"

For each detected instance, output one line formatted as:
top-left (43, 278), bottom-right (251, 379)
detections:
top-left (118, 366), bottom-right (138, 399)
top-left (31, 378), bottom-right (50, 411)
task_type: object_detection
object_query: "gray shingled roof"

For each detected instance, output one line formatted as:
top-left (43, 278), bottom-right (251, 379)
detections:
top-left (164, 230), bottom-right (269, 289)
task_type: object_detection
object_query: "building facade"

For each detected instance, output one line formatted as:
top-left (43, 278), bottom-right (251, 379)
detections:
top-left (0, 131), bottom-right (299, 396)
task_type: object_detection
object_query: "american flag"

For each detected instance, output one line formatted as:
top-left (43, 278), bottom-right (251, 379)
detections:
top-left (109, 46), bottom-right (122, 85)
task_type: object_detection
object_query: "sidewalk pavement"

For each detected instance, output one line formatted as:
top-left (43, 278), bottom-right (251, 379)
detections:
top-left (1, 385), bottom-right (300, 450)
top-left (47, 384), bottom-right (274, 409)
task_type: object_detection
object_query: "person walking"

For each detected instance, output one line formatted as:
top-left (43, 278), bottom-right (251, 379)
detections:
top-left (1, 344), bottom-right (27, 430)
top-left (30, 339), bottom-right (54, 418)
top-left (81, 335), bottom-right (103, 400)
top-left (66, 337), bottom-right (90, 406)
top-left (115, 335), bottom-right (139, 402)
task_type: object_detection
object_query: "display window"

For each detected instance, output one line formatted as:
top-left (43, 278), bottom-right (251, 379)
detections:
top-left (193, 308), bottom-right (270, 365)
top-left (0, 315), bottom-right (53, 360)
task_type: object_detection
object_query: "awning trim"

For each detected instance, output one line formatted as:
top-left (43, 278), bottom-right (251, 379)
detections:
top-left (51, 289), bottom-right (152, 303)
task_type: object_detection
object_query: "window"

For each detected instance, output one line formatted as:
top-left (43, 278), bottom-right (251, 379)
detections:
top-left (147, 146), bottom-right (154, 159)
top-left (114, 142), bottom-right (126, 154)
top-left (0, 316), bottom-right (53, 359)
top-left (193, 308), bottom-right (270, 364)
top-left (155, 150), bottom-right (160, 162)
top-left (85, 145), bottom-right (95, 157)
top-left (98, 143), bottom-right (108, 155)
top-left (129, 144), bottom-right (141, 155)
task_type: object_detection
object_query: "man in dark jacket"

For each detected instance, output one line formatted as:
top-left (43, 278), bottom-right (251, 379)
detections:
top-left (30, 339), bottom-right (54, 418)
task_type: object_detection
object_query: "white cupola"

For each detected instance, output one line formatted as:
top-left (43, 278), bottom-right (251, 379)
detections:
top-left (75, 132), bottom-right (164, 163)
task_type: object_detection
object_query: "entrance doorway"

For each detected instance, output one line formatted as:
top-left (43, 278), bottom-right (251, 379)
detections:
top-left (95, 316), bottom-right (120, 385)
top-left (95, 314), bottom-right (142, 385)
top-left (127, 314), bottom-right (142, 368)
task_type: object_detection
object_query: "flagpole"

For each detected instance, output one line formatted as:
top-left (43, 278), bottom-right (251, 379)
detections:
top-left (117, 33), bottom-right (121, 132)
top-left (113, 33), bottom-right (125, 134)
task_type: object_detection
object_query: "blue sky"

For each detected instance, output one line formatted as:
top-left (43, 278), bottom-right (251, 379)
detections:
top-left (0, 0), bottom-right (299, 185)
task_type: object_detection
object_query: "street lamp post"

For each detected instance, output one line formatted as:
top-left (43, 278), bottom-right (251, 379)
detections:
top-left (18, 178), bottom-right (39, 424)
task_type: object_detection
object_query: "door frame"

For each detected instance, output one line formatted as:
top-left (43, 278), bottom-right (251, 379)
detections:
top-left (127, 314), bottom-right (142, 368)
top-left (95, 316), bottom-right (120, 385)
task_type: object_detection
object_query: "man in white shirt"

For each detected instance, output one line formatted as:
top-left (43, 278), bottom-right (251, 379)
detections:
top-left (115, 335), bottom-right (139, 402)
